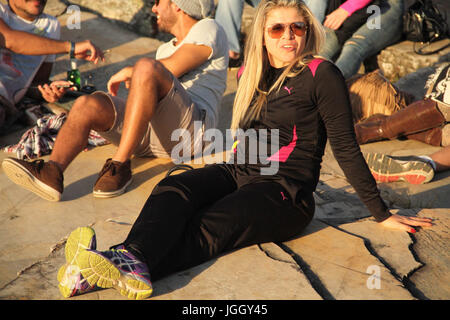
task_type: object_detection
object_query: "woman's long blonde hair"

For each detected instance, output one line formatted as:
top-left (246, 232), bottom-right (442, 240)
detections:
top-left (346, 70), bottom-right (414, 123)
top-left (230, 0), bottom-right (325, 130)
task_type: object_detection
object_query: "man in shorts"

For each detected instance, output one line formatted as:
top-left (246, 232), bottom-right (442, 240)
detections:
top-left (2, 0), bottom-right (229, 201)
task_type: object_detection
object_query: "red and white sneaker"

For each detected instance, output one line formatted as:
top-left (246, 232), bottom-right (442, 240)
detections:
top-left (365, 153), bottom-right (435, 185)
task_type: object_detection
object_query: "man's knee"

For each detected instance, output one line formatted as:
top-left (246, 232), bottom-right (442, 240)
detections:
top-left (133, 57), bottom-right (165, 80)
top-left (69, 94), bottom-right (115, 129)
top-left (132, 57), bottom-right (173, 99)
top-left (72, 94), bottom-right (111, 113)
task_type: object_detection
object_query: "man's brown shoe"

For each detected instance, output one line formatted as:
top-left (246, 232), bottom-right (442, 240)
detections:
top-left (93, 159), bottom-right (132, 198)
top-left (2, 158), bottom-right (63, 201)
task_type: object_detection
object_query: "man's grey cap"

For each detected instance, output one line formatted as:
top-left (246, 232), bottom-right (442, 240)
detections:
top-left (171, 0), bottom-right (214, 20)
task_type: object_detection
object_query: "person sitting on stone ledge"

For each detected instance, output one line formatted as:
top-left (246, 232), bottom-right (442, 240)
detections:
top-left (2, 0), bottom-right (229, 201)
top-left (54, 0), bottom-right (431, 300)
top-left (0, 0), bottom-right (104, 133)
top-left (215, 0), bottom-right (262, 66)
top-left (364, 146), bottom-right (450, 185)
top-left (317, 0), bottom-right (404, 79)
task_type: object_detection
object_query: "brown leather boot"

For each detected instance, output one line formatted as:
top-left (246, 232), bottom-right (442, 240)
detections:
top-left (406, 127), bottom-right (442, 146)
top-left (354, 114), bottom-right (388, 144)
top-left (410, 124), bottom-right (449, 147)
top-left (354, 99), bottom-right (446, 144)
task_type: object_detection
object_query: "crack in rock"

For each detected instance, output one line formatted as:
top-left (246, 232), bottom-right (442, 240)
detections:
top-left (276, 243), bottom-right (335, 300)
top-left (258, 243), bottom-right (331, 300)
top-left (258, 243), bottom-right (299, 266)
top-left (0, 223), bottom-right (96, 294)
top-left (319, 219), bottom-right (428, 300)
top-left (401, 233), bottom-right (430, 300)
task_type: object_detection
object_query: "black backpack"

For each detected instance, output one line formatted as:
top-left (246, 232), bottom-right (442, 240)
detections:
top-left (403, 0), bottom-right (450, 55)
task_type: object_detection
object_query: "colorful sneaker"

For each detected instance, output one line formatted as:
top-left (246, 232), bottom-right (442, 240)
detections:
top-left (364, 153), bottom-right (435, 184)
top-left (93, 158), bottom-right (132, 198)
top-left (57, 227), bottom-right (99, 298)
top-left (2, 158), bottom-right (63, 201)
top-left (77, 245), bottom-right (153, 300)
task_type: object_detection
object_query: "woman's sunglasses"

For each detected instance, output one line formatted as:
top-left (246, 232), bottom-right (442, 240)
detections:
top-left (266, 22), bottom-right (308, 39)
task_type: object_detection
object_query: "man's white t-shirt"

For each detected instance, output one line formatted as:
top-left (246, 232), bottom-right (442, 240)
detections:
top-left (0, 3), bottom-right (60, 106)
top-left (156, 18), bottom-right (229, 129)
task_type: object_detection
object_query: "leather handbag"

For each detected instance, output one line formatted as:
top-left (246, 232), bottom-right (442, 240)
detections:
top-left (403, 0), bottom-right (450, 55)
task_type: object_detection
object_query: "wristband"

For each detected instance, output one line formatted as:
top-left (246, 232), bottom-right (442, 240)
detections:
top-left (69, 41), bottom-right (75, 59)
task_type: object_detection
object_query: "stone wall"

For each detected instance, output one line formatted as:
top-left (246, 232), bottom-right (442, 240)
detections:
top-left (378, 39), bottom-right (450, 83)
top-left (60, 0), bottom-right (158, 37)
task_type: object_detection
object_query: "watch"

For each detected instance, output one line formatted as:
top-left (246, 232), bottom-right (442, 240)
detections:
top-left (69, 41), bottom-right (75, 59)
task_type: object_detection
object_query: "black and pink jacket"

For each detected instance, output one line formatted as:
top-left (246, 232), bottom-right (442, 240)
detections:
top-left (223, 59), bottom-right (391, 222)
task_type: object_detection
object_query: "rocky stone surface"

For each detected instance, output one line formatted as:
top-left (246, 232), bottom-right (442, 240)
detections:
top-left (0, 0), bottom-right (448, 302)
top-left (338, 213), bottom-right (423, 279)
top-left (377, 39), bottom-right (450, 83)
top-left (282, 220), bottom-right (415, 300)
top-left (59, 0), bottom-right (158, 38)
top-left (409, 209), bottom-right (450, 300)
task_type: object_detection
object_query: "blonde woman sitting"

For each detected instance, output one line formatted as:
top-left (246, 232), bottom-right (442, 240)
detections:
top-left (56, 0), bottom-right (432, 300)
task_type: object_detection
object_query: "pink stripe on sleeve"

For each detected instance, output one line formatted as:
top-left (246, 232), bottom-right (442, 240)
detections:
top-left (339, 0), bottom-right (372, 16)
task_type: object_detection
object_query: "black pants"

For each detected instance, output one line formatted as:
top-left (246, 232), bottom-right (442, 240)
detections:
top-left (123, 165), bottom-right (314, 281)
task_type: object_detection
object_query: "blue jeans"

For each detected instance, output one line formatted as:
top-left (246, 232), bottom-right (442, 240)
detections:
top-left (215, 0), bottom-right (262, 54)
top-left (215, 0), bottom-right (327, 54)
top-left (303, 0), bottom-right (327, 23)
top-left (319, 0), bottom-right (404, 79)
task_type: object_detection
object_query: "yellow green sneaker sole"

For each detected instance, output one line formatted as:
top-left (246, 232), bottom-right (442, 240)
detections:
top-left (65, 227), bottom-right (97, 265)
top-left (78, 250), bottom-right (153, 300)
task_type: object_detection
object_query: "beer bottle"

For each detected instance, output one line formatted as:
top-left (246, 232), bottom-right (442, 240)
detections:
top-left (67, 59), bottom-right (81, 90)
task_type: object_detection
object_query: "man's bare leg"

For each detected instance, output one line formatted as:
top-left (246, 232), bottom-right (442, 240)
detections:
top-left (430, 146), bottom-right (450, 172)
top-left (49, 93), bottom-right (115, 172)
top-left (1, 93), bottom-right (115, 201)
top-left (111, 58), bottom-right (173, 163)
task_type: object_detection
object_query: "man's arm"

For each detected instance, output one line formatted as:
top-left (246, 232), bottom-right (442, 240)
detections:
top-left (0, 18), bottom-right (103, 62)
top-left (0, 17), bottom-right (68, 54)
top-left (158, 43), bottom-right (212, 78)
